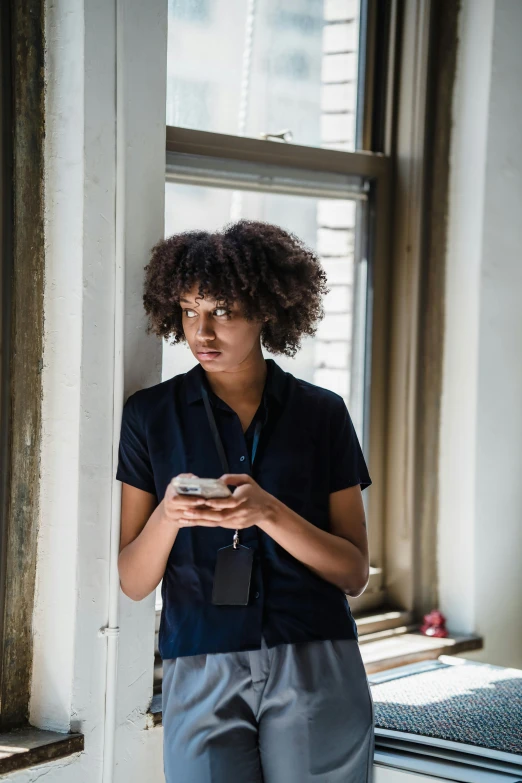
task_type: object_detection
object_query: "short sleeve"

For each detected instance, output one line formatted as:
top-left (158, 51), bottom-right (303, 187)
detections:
top-left (115, 393), bottom-right (157, 496)
top-left (329, 396), bottom-right (372, 494)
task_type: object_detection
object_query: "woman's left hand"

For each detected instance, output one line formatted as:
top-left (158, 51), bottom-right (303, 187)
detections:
top-left (178, 474), bottom-right (276, 530)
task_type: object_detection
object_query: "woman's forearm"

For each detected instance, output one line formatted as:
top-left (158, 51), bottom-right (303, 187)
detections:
top-left (118, 500), bottom-right (179, 601)
top-left (258, 496), bottom-right (368, 595)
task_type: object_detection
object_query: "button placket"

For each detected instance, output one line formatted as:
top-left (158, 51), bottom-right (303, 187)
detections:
top-left (236, 416), bottom-right (253, 474)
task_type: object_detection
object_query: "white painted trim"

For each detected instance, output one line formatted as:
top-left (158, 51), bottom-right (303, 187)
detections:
top-left (438, 0), bottom-right (495, 637)
top-left (101, 0), bottom-right (126, 777)
top-left (440, 0), bottom-right (522, 668)
top-left (27, 0), bottom-right (166, 779)
top-left (31, 0), bottom-right (85, 732)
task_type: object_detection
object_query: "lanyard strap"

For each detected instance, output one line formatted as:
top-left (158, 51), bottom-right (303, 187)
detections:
top-left (201, 383), bottom-right (264, 472)
top-left (201, 384), bottom-right (230, 474)
top-left (201, 382), bottom-right (265, 548)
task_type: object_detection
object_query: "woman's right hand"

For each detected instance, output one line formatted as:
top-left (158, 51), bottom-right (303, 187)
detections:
top-left (161, 473), bottom-right (213, 528)
top-left (119, 474), bottom-right (208, 601)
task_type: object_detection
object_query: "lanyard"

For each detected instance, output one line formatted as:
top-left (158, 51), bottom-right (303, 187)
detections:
top-left (201, 382), bottom-right (265, 547)
top-left (201, 383), bottom-right (264, 472)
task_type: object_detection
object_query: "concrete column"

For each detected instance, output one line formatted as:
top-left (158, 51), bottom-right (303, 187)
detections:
top-left (28, 0), bottom-right (167, 779)
top-left (439, 0), bottom-right (522, 668)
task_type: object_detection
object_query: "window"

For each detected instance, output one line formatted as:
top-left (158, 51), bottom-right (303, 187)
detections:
top-left (154, 0), bottom-right (444, 695)
top-left (154, 2), bottom-right (397, 685)
top-left (166, 0), bottom-right (361, 151)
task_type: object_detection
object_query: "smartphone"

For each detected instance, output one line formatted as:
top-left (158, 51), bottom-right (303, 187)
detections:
top-left (170, 476), bottom-right (232, 499)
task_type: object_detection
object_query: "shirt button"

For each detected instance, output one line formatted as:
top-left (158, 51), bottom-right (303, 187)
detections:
top-left (239, 455), bottom-right (245, 462)
top-left (255, 591), bottom-right (260, 599)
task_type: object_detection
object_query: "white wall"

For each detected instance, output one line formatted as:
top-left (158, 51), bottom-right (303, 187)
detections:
top-left (439, 0), bottom-right (522, 668)
top-left (12, 0), bottom-right (168, 781)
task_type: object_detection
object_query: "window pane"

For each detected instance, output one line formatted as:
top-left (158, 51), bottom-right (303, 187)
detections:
top-left (167, 0), bottom-right (361, 152)
top-left (162, 181), bottom-right (370, 444)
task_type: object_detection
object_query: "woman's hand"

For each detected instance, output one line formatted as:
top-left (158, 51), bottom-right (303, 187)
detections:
top-left (161, 473), bottom-right (216, 528)
top-left (178, 474), bottom-right (276, 530)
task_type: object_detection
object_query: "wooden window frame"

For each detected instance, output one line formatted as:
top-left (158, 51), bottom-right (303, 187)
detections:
top-left (153, 2), bottom-right (468, 699)
top-left (158, 0), bottom-right (396, 653)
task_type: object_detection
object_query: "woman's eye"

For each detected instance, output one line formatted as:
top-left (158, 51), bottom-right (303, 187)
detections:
top-left (181, 307), bottom-right (229, 318)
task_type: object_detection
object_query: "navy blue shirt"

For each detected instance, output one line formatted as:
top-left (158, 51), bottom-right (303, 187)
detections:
top-left (116, 358), bottom-right (372, 659)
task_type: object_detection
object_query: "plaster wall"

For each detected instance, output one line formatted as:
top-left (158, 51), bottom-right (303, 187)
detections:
top-left (14, 0), bottom-right (167, 780)
top-left (439, 0), bottom-right (522, 667)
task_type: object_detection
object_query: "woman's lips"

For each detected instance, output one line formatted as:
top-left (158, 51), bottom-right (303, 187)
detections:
top-left (197, 350), bottom-right (221, 360)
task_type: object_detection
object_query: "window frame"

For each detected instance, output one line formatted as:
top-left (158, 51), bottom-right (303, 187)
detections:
top-left (158, 0), bottom-right (451, 654)
top-left (162, 0), bottom-right (398, 624)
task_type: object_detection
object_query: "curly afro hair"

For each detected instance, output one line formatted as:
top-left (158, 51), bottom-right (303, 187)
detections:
top-left (143, 218), bottom-right (329, 357)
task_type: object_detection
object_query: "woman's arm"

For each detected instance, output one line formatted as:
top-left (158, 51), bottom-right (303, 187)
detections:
top-left (258, 483), bottom-right (370, 596)
top-left (118, 485), bottom-right (175, 601)
top-left (182, 475), bottom-right (370, 596)
top-left (118, 475), bottom-right (210, 601)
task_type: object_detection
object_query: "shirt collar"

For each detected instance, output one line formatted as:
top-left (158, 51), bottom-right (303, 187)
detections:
top-left (184, 357), bottom-right (287, 409)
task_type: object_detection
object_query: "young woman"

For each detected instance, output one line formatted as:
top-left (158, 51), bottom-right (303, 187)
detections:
top-left (116, 218), bottom-right (375, 783)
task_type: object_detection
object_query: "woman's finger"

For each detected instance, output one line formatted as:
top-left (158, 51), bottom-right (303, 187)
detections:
top-left (182, 508), bottom-right (223, 523)
top-left (183, 506), bottom-right (242, 523)
top-left (173, 497), bottom-right (211, 508)
top-left (177, 517), bottom-right (220, 527)
top-left (168, 493), bottom-right (210, 507)
top-left (204, 495), bottom-right (246, 509)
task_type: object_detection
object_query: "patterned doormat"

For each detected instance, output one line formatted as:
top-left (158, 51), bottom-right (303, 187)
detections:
top-left (369, 658), bottom-right (522, 756)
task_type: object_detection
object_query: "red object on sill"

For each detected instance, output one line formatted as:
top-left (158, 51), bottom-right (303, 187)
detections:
top-left (420, 609), bottom-right (449, 638)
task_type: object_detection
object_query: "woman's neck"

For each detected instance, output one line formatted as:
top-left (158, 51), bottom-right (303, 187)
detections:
top-left (204, 354), bottom-right (268, 407)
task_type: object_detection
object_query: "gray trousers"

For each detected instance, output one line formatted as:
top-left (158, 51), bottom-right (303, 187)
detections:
top-left (162, 635), bottom-right (375, 783)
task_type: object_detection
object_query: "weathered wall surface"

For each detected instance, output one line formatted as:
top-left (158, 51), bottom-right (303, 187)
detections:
top-left (17, 0), bottom-right (167, 780)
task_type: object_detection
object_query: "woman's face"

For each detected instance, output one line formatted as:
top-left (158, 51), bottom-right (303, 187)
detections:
top-left (179, 283), bottom-right (264, 371)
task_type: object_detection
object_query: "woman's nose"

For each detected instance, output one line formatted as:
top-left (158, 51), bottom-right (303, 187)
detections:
top-left (196, 316), bottom-right (215, 338)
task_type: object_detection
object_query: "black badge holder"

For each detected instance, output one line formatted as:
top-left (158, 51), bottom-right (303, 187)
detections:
top-left (201, 382), bottom-right (264, 606)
